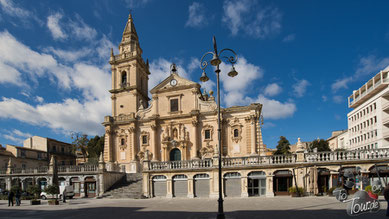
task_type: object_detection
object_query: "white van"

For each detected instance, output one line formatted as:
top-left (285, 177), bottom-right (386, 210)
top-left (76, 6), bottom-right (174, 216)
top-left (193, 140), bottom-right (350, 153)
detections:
top-left (40, 185), bottom-right (75, 200)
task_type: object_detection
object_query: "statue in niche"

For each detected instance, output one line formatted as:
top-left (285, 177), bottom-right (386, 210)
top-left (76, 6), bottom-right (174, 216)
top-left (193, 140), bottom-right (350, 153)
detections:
top-left (162, 127), bottom-right (170, 141)
top-left (185, 131), bottom-right (189, 141)
top-left (173, 128), bottom-right (178, 140)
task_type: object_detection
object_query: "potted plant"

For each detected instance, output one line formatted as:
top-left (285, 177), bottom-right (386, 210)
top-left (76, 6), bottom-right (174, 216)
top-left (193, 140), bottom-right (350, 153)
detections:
top-left (365, 185), bottom-right (379, 199)
top-left (44, 185), bottom-right (59, 205)
top-left (27, 185), bottom-right (41, 205)
top-left (288, 187), bottom-right (304, 197)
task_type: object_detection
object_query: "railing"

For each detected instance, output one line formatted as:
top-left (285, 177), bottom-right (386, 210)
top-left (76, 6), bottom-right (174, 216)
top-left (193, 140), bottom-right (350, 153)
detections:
top-left (305, 148), bottom-right (389, 162)
top-left (150, 159), bottom-right (213, 170)
top-left (0, 169), bottom-right (6, 174)
top-left (146, 148), bottom-right (389, 171)
top-left (57, 165), bottom-right (98, 173)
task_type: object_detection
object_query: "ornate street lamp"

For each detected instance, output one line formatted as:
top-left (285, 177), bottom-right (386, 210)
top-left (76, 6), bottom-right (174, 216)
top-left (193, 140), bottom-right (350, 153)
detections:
top-left (199, 36), bottom-right (238, 219)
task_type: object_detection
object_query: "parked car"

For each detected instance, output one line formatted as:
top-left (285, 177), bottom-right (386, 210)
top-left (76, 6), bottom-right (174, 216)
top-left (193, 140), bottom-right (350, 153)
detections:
top-left (40, 185), bottom-right (74, 200)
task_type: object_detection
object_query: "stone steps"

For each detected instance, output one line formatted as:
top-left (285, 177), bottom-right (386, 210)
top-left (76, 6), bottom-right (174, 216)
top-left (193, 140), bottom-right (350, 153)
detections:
top-left (100, 173), bottom-right (145, 199)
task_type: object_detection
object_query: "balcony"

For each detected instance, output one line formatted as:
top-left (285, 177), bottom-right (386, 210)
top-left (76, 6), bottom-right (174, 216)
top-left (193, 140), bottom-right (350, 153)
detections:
top-left (143, 148), bottom-right (389, 172)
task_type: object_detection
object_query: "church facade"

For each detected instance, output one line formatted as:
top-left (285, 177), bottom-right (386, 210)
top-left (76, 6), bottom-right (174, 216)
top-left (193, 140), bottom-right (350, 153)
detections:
top-left (102, 14), bottom-right (265, 173)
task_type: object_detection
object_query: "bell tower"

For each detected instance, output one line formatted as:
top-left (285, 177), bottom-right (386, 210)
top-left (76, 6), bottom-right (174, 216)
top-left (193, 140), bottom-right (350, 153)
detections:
top-left (109, 13), bottom-right (150, 117)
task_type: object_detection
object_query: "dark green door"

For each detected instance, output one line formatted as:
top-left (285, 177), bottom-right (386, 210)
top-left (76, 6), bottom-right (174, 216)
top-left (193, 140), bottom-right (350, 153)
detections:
top-left (170, 148), bottom-right (181, 161)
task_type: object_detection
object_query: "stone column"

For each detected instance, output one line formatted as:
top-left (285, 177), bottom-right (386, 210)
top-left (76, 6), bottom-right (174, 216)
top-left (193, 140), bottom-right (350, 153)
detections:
top-left (187, 177), bottom-right (194, 198)
top-left (265, 174), bottom-right (274, 197)
top-left (191, 118), bottom-right (199, 159)
top-left (151, 124), bottom-right (158, 161)
top-left (104, 127), bottom-right (113, 164)
top-left (5, 176), bottom-right (11, 191)
top-left (241, 176), bottom-right (248, 197)
top-left (143, 173), bottom-right (150, 198)
top-left (250, 117), bottom-right (257, 155)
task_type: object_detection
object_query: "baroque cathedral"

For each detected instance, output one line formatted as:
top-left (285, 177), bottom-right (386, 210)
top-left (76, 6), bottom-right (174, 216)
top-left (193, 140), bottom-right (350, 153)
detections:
top-left (102, 14), bottom-right (264, 173)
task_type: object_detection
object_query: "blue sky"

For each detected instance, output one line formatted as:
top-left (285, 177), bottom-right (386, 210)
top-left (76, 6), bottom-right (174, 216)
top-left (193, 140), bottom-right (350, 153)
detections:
top-left (0, 0), bottom-right (389, 148)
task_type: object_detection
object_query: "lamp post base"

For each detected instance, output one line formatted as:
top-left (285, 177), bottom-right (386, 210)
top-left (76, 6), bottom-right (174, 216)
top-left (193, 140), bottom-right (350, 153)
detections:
top-left (217, 198), bottom-right (225, 219)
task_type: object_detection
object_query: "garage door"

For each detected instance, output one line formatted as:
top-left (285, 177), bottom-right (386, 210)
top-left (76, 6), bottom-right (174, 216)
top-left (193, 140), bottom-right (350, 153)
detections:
top-left (152, 175), bottom-right (167, 197)
top-left (173, 175), bottom-right (188, 197)
top-left (224, 172), bottom-right (241, 197)
top-left (194, 174), bottom-right (210, 197)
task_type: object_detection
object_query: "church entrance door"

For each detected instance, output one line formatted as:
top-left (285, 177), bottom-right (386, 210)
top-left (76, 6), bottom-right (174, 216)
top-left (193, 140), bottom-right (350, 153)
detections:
top-left (170, 148), bottom-right (181, 161)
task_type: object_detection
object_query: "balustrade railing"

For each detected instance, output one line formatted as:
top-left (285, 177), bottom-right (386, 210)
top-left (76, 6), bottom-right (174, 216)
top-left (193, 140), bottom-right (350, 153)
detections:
top-left (150, 159), bottom-right (213, 170)
top-left (305, 148), bottom-right (389, 162)
top-left (146, 148), bottom-right (389, 171)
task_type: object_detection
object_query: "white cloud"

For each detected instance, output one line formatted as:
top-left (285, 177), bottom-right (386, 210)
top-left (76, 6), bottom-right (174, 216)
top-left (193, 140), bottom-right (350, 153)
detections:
top-left (68, 14), bottom-right (97, 41)
top-left (35, 96), bottom-right (44, 103)
top-left (0, 30), bottom-right (72, 89)
top-left (45, 47), bottom-right (92, 62)
top-left (0, 62), bottom-right (23, 86)
top-left (292, 79), bottom-right (310, 98)
top-left (149, 58), bottom-right (190, 91)
top-left (220, 56), bottom-right (263, 92)
top-left (256, 95), bottom-right (296, 119)
top-left (331, 77), bottom-right (352, 92)
top-left (47, 12), bottom-right (67, 40)
top-left (0, 0), bottom-right (31, 18)
top-left (187, 57), bottom-right (199, 73)
top-left (356, 55), bottom-right (389, 77)
top-left (222, 0), bottom-right (282, 38)
top-left (333, 95), bottom-right (343, 104)
top-left (264, 83), bottom-right (282, 96)
top-left (185, 2), bottom-right (207, 28)
top-left (0, 30), bottom-right (114, 136)
top-left (282, 34), bottom-right (295, 42)
top-left (322, 95), bottom-right (328, 102)
top-left (124, 0), bottom-right (150, 8)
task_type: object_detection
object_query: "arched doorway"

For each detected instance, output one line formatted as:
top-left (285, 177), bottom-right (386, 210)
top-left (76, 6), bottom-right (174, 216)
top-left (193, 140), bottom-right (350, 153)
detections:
top-left (152, 175), bottom-right (167, 197)
top-left (273, 170), bottom-right (292, 196)
top-left (194, 174), bottom-right (210, 198)
top-left (248, 171), bottom-right (266, 196)
top-left (317, 168), bottom-right (330, 194)
top-left (170, 148), bottom-right (181, 161)
top-left (224, 172), bottom-right (241, 197)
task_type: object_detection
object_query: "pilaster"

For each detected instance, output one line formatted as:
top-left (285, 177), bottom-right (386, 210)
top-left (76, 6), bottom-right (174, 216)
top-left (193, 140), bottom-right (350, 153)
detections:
top-left (265, 174), bottom-right (274, 197)
top-left (187, 177), bottom-right (194, 198)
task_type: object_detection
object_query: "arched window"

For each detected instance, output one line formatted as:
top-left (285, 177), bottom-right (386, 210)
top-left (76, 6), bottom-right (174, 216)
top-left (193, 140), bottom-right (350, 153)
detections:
top-left (170, 148), bottom-right (181, 161)
top-left (121, 138), bottom-right (125, 145)
top-left (233, 129), bottom-right (239, 138)
top-left (121, 71), bottom-right (127, 87)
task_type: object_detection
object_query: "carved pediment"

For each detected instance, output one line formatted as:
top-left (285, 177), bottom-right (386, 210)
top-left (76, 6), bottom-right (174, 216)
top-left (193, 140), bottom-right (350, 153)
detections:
top-left (150, 73), bottom-right (199, 94)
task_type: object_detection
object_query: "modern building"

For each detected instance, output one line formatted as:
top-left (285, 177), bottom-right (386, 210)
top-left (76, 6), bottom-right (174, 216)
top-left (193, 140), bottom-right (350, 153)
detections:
top-left (347, 66), bottom-right (389, 150)
top-left (102, 14), bottom-right (266, 173)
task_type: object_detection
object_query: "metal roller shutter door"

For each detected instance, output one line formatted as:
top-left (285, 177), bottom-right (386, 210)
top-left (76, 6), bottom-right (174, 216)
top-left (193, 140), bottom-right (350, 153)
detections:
top-left (153, 181), bottom-right (167, 197)
top-left (173, 180), bottom-right (188, 197)
top-left (225, 178), bottom-right (241, 197)
top-left (194, 179), bottom-right (210, 197)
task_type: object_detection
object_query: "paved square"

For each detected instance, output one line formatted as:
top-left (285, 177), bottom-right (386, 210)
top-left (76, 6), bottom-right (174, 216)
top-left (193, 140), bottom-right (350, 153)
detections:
top-left (0, 196), bottom-right (386, 219)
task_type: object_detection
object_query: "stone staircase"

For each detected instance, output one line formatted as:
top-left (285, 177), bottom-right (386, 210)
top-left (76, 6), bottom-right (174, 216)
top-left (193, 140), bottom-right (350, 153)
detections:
top-left (100, 173), bottom-right (145, 199)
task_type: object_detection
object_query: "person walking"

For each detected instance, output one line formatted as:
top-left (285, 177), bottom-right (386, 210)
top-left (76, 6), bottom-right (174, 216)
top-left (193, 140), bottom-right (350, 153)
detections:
top-left (7, 190), bottom-right (14, 207)
top-left (384, 184), bottom-right (389, 217)
top-left (15, 190), bottom-right (21, 206)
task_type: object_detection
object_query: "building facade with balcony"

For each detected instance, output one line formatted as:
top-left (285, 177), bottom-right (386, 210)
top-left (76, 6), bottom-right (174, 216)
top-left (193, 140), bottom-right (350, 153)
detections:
top-left (347, 66), bottom-right (389, 150)
top-left (23, 136), bottom-right (76, 165)
top-left (102, 14), bottom-right (266, 173)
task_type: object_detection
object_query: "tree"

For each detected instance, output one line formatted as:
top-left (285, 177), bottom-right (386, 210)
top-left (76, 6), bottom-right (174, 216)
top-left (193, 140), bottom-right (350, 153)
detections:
top-left (71, 133), bottom-right (89, 162)
top-left (87, 135), bottom-right (105, 164)
top-left (274, 136), bottom-right (291, 155)
top-left (309, 139), bottom-right (330, 152)
top-left (27, 185), bottom-right (41, 200)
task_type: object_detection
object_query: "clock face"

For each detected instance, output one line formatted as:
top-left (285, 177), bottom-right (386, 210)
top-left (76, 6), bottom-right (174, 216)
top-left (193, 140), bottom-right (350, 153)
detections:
top-left (170, 79), bottom-right (177, 86)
